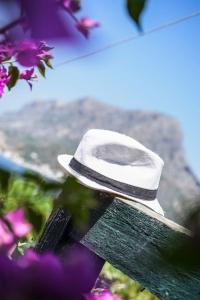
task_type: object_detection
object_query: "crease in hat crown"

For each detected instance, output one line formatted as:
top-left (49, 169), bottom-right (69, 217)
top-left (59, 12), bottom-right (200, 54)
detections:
top-left (57, 129), bottom-right (164, 215)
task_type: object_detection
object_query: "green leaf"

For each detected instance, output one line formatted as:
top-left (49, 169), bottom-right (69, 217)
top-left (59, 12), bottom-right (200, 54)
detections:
top-left (127, 0), bottom-right (147, 30)
top-left (23, 171), bottom-right (62, 192)
top-left (37, 61), bottom-right (46, 78)
top-left (7, 66), bottom-right (20, 91)
top-left (54, 177), bottom-right (97, 229)
top-left (43, 58), bottom-right (53, 69)
top-left (0, 169), bottom-right (11, 193)
top-left (26, 206), bottom-right (44, 234)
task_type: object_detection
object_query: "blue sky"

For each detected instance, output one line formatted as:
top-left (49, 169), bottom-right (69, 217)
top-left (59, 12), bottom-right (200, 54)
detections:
top-left (0, 0), bottom-right (200, 178)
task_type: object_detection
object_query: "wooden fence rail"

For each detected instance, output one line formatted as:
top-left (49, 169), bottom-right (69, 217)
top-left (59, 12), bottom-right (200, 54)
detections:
top-left (37, 189), bottom-right (200, 300)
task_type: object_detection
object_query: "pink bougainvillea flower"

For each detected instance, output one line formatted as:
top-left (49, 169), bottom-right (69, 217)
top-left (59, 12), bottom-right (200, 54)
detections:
top-left (0, 245), bottom-right (103, 300)
top-left (63, 0), bottom-right (72, 9)
top-left (76, 17), bottom-right (100, 38)
top-left (63, 0), bottom-right (81, 12)
top-left (0, 66), bottom-right (10, 97)
top-left (16, 40), bottom-right (53, 67)
top-left (0, 218), bottom-right (13, 246)
top-left (17, 249), bottom-right (40, 268)
top-left (22, 0), bottom-right (72, 39)
top-left (37, 50), bottom-right (53, 60)
top-left (20, 68), bottom-right (35, 80)
top-left (6, 209), bottom-right (32, 237)
top-left (79, 17), bottom-right (100, 29)
top-left (20, 67), bottom-right (37, 90)
top-left (0, 208), bottom-right (32, 249)
top-left (16, 40), bottom-right (40, 67)
top-left (0, 40), bottom-right (53, 95)
top-left (85, 290), bottom-right (121, 300)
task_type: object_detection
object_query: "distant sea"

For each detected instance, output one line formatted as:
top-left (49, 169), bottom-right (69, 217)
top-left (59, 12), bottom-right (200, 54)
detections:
top-left (0, 154), bottom-right (60, 184)
top-left (0, 154), bottom-right (25, 174)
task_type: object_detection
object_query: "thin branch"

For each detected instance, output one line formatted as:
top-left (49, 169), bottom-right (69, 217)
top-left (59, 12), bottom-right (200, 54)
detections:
top-left (58, 1), bottom-right (79, 23)
top-left (0, 16), bottom-right (26, 35)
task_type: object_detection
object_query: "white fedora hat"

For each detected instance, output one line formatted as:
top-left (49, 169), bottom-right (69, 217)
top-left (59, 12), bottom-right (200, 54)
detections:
top-left (57, 129), bottom-right (164, 216)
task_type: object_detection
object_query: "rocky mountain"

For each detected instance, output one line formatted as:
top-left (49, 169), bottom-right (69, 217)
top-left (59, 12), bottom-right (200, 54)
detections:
top-left (0, 131), bottom-right (7, 152)
top-left (0, 97), bottom-right (199, 221)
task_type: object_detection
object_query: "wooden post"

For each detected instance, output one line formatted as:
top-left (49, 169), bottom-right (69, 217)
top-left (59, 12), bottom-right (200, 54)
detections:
top-left (36, 190), bottom-right (114, 294)
top-left (36, 180), bottom-right (200, 300)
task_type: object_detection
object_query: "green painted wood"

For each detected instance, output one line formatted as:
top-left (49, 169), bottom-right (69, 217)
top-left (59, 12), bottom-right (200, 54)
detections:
top-left (35, 208), bottom-right (71, 252)
top-left (71, 198), bottom-right (200, 300)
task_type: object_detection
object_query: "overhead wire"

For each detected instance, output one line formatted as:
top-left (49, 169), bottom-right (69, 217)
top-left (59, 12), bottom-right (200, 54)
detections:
top-left (55, 10), bottom-right (200, 68)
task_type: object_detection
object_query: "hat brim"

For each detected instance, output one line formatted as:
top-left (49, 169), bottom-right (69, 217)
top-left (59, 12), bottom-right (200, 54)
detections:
top-left (57, 154), bottom-right (164, 216)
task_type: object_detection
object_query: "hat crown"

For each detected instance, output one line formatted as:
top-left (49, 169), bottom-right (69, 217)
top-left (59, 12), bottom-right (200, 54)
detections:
top-left (73, 129), bottom-right (164, 191)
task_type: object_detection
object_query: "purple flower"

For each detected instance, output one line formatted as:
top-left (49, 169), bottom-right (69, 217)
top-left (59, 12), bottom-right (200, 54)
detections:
top-left (6, 209), bottom-right (32, 238)
top-left (63, 0), bottom-right (81, 12)
top-left (20, 68), bottom-right (37, 90)
top-left (20, 68), bottom-right (35, 80)
top-left (16, 40), bottom-right (40, 67)
top-left (37, 50), bottom-right (53, 60)
top-left (0, 208), bottom-right (32, 250)
top-left (0, 66), bottom-right (9, 97)
top-left (79, 18), bottom-right (100, 29)
top-left (76, 17), bottom-right (100, 38)
top-left (85, 290), bottom-right (121, 300)
top-left (0, 245), bottom-right (103, 300)
top-left (21, 0), bottom-right (72, 39)
top-left (16, 40), bottom-right (53, 67)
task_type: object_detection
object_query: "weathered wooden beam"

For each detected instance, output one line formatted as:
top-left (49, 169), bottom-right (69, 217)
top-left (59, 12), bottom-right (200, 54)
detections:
top-left (35, 190), bottom-right (113, 295)
top-left (36, 177), bottom-right (200, 299)
top-left (35, 207), bottom-right (71, 252)
top-left (36, 190), bottom-right (114, 253)
top-left (68, 198), bottom-right (200, 300)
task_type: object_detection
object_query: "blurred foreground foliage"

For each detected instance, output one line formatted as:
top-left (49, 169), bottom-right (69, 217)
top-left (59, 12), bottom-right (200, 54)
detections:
top-left (0, 166), bottom-right (159, 299)
top-left (101, 263), bottom-right (158, 300)
top-left (0, 168), bottom-right (97, 236)
top-left (0, 175), bottom-right (54, 239)
top-left (127, 0), bottom-right (147, 30)
top-left (54, 176), bottom-right (97, 229)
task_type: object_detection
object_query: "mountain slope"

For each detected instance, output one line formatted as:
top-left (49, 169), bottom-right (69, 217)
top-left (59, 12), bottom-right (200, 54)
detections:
top-left (0, 98), bottom-right (199, 221)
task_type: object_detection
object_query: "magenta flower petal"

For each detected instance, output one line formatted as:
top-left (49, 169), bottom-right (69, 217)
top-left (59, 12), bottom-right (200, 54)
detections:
top-left (16, 40), bottom-right (53, 67)
top-left (63, 0), bottom-right (71, 9)
top-left (0, 248), bottom-right (113, 300)
top-left (79, 17), bottom-right (100, 29)
top-left (17, 40), bottom-right (38, 52)
top-left (16, 40), bottom-right (40, 67)
top-left (17, 48), bottom-right (40, 67)
top-left (5, 208), bottom-right (32, 237)
top-left (37, 50), bottom-right (53, 60)
top-left (28, 81), bottom-right (33, 90)
top-left (63, 0), bottom-right (81, 12)
top-left (0, 219), bottom-right (14, 246)
top-left (18, 249), bottom-right (40, 268)
top-left (0, 208), bottom-right (31, 254)
top-left (76, 23), bottom-right (89, 38)
top-left (0, 66), bottom-right (10, 97)
top-left (76, 17), bottom-right (100, 38)
top-left (20, 68), bottom-right (34, 80)
top-left (22, 0), bottom-right (75, 39)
